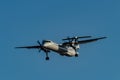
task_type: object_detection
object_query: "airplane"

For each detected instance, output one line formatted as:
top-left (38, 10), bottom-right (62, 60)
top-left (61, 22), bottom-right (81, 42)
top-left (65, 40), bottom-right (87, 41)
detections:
top-left (15, 36), bottom-right (107, 60)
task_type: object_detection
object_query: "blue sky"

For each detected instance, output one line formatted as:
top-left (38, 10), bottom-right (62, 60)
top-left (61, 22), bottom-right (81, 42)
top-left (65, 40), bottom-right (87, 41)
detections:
top-left (0, 0), bottom-right (120, 80)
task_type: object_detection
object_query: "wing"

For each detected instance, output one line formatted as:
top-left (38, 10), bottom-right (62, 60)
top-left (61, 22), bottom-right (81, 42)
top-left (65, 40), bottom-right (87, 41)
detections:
top-left (62, 37), bottom-right (107, 45)
top-left (77, 37), bottom-right (107, 44)
top-left (15, 45), bottom-right (41, 49)
top-left (62, 36), bottom-right (92, 40)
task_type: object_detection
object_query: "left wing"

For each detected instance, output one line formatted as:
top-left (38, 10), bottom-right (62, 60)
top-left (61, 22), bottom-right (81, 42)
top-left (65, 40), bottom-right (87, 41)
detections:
top-left (63, 37), bottom-right (107, 45)
top-left (77, 37), bottom-right (107, 44)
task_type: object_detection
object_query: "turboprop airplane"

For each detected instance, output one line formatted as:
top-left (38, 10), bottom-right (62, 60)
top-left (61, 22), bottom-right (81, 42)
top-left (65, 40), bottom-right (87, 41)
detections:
top-left (15, 36), bottom-right (107, 60)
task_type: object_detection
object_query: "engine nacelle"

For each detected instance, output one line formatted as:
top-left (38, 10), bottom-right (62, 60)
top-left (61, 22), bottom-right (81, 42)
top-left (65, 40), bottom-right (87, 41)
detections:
top-left (73, 44), bottom-right (80, 50)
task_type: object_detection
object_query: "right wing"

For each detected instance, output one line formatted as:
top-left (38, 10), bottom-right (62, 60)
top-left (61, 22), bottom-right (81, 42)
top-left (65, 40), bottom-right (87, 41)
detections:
top-left (15, 45), bottom-right (41, 49)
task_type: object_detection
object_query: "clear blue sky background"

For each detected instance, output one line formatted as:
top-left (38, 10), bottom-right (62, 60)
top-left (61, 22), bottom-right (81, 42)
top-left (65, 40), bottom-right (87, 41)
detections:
top-left (0, 0), bottom-right (120, 80)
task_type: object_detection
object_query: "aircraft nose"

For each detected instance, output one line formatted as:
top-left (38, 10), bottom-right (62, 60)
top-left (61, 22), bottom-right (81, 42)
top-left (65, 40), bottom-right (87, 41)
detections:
top-left (42, 40), bottom-right (48, 45)
top-left (42, 40), bottom-right (51, 47)
top-left (43, 43), bottom-right (50, 48)
top-left (42, 40), bottom-right (45, 45)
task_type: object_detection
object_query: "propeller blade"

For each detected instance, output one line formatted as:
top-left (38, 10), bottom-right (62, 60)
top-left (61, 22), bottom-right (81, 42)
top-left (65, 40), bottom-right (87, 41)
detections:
top-left (39, 49), bottom-right (41, 52)
top-left (37, 40), bottom-right (41, 46)
top-left (37, 40), bottom-right (43, 52)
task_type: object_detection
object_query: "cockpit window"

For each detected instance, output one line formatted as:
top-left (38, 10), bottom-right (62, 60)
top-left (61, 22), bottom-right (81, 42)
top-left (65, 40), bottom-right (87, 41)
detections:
top-left (42, 40), bottom-right (51, 44)
top-left (44, 40), bottom-right (51, 42)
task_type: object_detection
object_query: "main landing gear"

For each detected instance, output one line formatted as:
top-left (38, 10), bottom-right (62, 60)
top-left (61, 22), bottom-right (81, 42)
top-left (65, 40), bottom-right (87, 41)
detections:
top-left (75, 53), bottom-right (78, 57)
top-left (75, 52), bottom-right (79, 57)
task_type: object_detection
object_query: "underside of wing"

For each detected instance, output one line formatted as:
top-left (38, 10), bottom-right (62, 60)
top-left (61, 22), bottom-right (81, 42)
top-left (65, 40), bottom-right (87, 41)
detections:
top-left (15, 45), bottom-right (41, 49)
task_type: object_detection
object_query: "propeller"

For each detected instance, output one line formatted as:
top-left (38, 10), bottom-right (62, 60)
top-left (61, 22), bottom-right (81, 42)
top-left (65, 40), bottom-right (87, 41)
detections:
top-left (37, 40), bottom-right (42, 46)
top-left (37, 40), bottom-right (50, 60)
top-left (37, 40), bottom-right (48, 52)
top-left (37, 40), bottom-right (42, 52)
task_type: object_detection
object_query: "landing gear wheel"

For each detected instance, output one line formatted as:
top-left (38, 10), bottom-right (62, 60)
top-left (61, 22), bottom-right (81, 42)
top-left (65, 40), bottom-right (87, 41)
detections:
top-left (75, 54), bottom-right (78, 57)
top-left (46, 57), bottom-right (49, 60)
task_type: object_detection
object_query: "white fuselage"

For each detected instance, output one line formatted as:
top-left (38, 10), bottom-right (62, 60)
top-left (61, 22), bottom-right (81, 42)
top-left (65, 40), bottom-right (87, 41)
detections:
top-left (43, 40), bottom-right (78, 56)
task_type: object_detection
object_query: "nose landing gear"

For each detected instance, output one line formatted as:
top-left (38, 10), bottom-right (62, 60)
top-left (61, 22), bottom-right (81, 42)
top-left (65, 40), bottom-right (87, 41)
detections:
top-left (45, 51), bottom-right (50, 60)
top-left (46, 56), bottom-right (49, 60)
